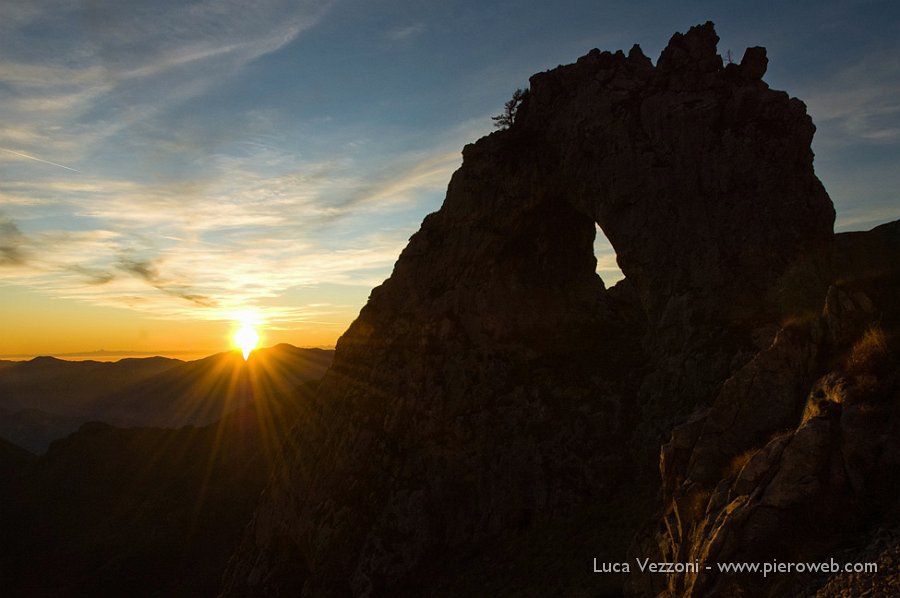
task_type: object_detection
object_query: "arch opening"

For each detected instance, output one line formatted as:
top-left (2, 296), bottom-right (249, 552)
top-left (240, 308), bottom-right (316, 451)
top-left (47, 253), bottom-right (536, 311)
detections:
top-left (594, 224), bottom-right (624, 287)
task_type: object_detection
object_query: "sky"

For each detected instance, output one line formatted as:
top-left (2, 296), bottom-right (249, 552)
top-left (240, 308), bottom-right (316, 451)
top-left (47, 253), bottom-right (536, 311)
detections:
top-left (1, 0), bottom-right (898, 359)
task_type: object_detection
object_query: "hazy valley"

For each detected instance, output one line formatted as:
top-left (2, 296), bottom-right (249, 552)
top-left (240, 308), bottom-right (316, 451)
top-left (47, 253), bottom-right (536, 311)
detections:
top-left (0, 346), bottom-right (333, 596)
top-left (0, 345), bottom-right (333, 452)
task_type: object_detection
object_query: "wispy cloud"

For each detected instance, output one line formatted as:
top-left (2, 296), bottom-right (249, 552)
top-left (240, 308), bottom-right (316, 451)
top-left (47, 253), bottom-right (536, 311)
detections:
top-left (802, 47), bottom-right (900, 144)
top-left (67, 265), bottom-right (116, 286)
top-left (0, 120), bottom-right (474, 326)
top-left (0, 1), bottom-right (491, 339)
top-left (0, 215), bottom-right (28, 266)
top-left (0, 0), bottom-right (377, 329)
top-left (0, 0), bottom-right (336, 169)
top-left (386, 23), bottom-right (426, 42)
top-left (796, 44), bottom-right (900, 231)
top-left (0, 147), bottom-right (82, 172)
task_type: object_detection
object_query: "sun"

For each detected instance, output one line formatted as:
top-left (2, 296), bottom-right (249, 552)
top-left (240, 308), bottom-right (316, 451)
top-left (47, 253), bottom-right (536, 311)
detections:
top-left (233, 323), bottom-right (260, 360)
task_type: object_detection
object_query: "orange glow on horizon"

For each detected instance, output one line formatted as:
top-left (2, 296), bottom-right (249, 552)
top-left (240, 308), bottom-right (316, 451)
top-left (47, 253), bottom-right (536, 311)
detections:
top-left (0, 285), bottom-right (353, 359)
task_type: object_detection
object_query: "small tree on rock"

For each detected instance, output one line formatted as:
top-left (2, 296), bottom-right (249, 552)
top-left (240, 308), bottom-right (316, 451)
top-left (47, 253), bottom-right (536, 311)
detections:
top-left (492, 88), bottom-right (528, 129)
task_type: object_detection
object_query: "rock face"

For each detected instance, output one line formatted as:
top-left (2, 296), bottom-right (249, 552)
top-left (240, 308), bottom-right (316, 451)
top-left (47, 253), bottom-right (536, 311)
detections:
top-left (636, 221), bottom-right (900, 597)
top-left (221, 22), bottom-right (860, 597)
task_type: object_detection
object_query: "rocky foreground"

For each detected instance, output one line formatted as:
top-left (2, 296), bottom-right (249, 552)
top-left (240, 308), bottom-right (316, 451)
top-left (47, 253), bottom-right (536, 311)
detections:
top-left (221, 23), bottom-right (899, 597)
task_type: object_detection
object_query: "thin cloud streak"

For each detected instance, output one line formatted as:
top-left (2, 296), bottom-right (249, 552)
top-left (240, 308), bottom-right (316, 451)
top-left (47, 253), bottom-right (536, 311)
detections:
top-left (0, 147), bottom-right (82, 172)
top-left (0, 0), bottom-right (337, 172)
top-left (802, 46), bottom-right (900, 145)
top-left (386, 23), bottom-right (426, 41)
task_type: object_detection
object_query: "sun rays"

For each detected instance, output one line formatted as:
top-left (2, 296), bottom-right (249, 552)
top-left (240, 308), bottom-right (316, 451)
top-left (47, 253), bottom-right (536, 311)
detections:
top-left (231, 311), bottom-right (262, 360)
top-left (234, 325), bottom-right (259, 360)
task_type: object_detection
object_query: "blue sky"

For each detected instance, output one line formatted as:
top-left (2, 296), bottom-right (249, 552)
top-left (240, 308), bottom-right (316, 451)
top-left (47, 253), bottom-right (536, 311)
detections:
top-left (1, 0), bottom-right (898, 356)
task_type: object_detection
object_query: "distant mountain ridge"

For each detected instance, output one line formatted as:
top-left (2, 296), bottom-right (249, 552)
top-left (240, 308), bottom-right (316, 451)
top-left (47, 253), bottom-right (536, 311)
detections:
top-left (0, 344), bottom-right (334, 452)
top-left (0, 381), bottom-right (321, 597)
top-left (0, 355), bottom-right (181, 414)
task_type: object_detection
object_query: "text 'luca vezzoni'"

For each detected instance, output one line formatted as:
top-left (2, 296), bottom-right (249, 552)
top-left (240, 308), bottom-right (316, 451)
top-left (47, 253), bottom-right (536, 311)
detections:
top-left (593, 558), bottom-right (704, 574)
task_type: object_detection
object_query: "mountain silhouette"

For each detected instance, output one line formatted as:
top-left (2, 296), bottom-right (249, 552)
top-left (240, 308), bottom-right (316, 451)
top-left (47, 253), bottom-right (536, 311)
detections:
top-left (0, 380), bottom-right (320, 597)
top-left (0, 344), bottom-right (333, 452)
top-left (0, 355), bottom-right (180, 415)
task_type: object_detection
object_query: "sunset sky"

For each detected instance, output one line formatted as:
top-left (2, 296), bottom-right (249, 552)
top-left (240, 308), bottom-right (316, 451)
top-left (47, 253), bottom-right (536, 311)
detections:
top-left (2, 0), bottom-right (899, 359)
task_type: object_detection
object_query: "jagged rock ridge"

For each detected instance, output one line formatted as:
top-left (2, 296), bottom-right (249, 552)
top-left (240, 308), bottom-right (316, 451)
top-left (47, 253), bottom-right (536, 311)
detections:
top-left (633, 221), bottom-right (900, 597)
top-left (219, 22), bottom-right (897, 597)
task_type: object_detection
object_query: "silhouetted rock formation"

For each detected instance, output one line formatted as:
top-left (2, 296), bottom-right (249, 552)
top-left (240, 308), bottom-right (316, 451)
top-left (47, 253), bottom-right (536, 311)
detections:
top-left (221, 23), bottom-right (896, 597)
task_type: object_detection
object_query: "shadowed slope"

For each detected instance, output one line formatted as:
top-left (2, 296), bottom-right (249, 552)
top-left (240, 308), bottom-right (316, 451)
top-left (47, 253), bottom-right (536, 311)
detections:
top-left (0, 382), bottom-right (321, 598)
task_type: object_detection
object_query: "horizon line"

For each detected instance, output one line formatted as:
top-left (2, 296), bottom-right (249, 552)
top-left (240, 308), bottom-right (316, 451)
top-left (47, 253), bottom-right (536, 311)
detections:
top-left (0, 343), bottom-right (337, 362)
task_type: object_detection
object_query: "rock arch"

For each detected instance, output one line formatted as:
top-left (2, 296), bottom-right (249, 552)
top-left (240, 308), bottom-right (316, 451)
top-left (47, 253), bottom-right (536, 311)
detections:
top-left (222, 22), bottom-right (835, 597)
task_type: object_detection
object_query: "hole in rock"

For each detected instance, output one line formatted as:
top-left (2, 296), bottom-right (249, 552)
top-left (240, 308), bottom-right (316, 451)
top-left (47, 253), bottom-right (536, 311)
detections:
top-left (594, 224), bottom-right (624, 287)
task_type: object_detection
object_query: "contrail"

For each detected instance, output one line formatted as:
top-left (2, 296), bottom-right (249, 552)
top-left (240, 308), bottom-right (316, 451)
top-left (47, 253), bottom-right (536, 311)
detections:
top-left (0, 147), bottom-right (82, 173)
